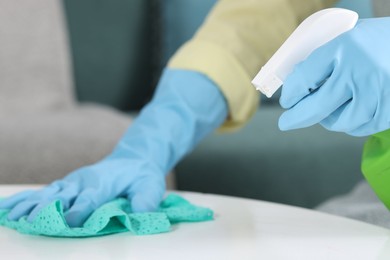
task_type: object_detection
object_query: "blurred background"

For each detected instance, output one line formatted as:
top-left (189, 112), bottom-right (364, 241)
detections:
top-left (0, 0), bottom-right (373, 209)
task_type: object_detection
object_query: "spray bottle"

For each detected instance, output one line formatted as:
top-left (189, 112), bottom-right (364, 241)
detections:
top-left (251, 8), bottom-right (358, 98)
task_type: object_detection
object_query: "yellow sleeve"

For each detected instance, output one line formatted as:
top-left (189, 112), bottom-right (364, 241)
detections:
top-left (168, 0), bottom-right (337, 131)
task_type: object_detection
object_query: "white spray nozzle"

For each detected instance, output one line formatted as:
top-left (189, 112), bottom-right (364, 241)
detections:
top-left (251, 8), bottom-right (359, 98)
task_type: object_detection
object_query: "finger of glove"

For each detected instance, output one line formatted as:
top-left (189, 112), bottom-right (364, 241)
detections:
top-left (320, 94), bottom-right (376, 133)
top-left (128, 176), bottom-right (165, 213)
top-left (6, 184), bottom-right (62, 221)
top-left (26, 185), bottom-right (80, 223)
top-left (65, 189), bottom-right (110, 227)
top-left (280, 43), bottom-right (336, 109)
top-left (346, 111), bottom-right (386, 137)
top-left (0, 190), bottom-right (36, 209)
top-left (279, 75), bottom-right (351, 131)
top-left (346, 123), bottom-right (378, 137)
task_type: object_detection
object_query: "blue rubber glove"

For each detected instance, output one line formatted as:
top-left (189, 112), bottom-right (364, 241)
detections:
top-left (279, 18), bottom-right (390, 136)
top-left (0, 69), bottom-right (227, 227)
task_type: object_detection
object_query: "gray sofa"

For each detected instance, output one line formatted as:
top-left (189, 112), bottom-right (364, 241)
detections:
top-left (0, 1), bottom-right (131, 183)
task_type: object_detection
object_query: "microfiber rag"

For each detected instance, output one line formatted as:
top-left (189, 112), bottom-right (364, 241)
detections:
top-left (0, 194), bottom-right (213, 237)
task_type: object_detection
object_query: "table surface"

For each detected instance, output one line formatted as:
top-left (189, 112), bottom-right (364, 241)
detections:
top-left (1, 185), bottom-right (390, 260)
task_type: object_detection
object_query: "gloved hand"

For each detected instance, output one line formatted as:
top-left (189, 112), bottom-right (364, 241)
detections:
top-left (278, 18), bottom-right (390, 136)
top-left (0, 68), bottom-right (227, 227)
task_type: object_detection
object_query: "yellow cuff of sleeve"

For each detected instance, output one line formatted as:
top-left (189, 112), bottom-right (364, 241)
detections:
top-left (168, 40), bottom-right (259, 132)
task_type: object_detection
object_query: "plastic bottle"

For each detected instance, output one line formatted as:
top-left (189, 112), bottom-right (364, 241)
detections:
top-left (251, 8), bottom-right (358, 98)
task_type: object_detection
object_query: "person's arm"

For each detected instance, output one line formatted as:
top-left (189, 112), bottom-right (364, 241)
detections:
top-left (0, 69), bottom-right (228, 227)
top-left (0, 0), bottom-right (336, 226)
top-left (170, 0), bottom-right (337, 131)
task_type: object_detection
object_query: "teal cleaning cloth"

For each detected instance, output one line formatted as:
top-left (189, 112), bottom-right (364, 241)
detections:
top-left (0, 194), bottom-right (213, 237)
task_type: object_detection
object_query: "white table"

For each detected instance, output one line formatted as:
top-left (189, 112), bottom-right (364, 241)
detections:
top-left (1, 185), bottom-right (390, 260)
